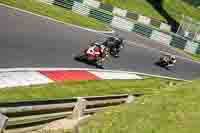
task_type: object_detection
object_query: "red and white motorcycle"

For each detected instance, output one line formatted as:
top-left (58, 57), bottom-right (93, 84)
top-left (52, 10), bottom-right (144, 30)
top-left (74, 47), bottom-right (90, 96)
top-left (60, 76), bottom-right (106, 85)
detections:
top-left (75, 43), bottom-right (109, 69)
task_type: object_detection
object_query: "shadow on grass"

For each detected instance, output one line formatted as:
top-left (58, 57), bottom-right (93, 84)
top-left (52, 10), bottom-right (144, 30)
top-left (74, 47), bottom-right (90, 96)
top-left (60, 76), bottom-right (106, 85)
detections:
top-left (146, 0), bottom-right (180, 32)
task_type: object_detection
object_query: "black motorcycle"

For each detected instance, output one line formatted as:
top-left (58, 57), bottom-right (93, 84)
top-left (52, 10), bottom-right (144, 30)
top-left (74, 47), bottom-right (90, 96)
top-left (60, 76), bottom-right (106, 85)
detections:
top-left (156, 55), bottom-right (176, 70)
top-left (102, 37), bottom-right (124, 58)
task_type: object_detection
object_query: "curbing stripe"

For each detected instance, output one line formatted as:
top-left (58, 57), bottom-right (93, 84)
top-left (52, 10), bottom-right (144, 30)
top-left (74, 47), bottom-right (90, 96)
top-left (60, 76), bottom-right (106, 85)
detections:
top-left (39, 70), bottom-right (102, 81)
top-left (0, 69), bottom-right (143, 88)
top-left (89, 71), bottom-right (142, 79)
top-left (0, 71), bottom-right (53, 88)
top-left (0, 68), bottom-right (190, 81)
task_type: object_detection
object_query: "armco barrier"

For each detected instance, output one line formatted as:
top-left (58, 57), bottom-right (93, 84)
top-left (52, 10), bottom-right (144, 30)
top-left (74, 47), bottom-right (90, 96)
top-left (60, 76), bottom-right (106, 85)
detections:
top-left (80, 0), bottom-right (171, 31)
top-left (126, 11), bottom-right (138, 21)
top-left (133, 24), bottom-right (153, 38)
top-left (111, 16), bottom-right (134, 31)
top-left (150, 19), bottom-right (161, 28)
top-left (99, 2), bottom-right (113, 12)
top-left (184, 41), bottom-right (199, 54)
top-left (54, 0), bottom-right (74, 9)
top-left (51, 0), bottom-right (200, 55)
top-left (83, 0), bottom-right (100, 9)
top-left (150, 30), bottom-right (172, 45)
top-left (112, 7), bottom-right (127, 17)
top-left (170, 35), bottom-right (187, 50)
top-left (138, 15), bottom-right (151, 25)
top-left (72, 1), bottom-right (90, 16)
top-left (89, 8), bottom-right (113, 23)
top-left (0, 94), bottom-right (135, 132)
top-left (160, 23), bottom-right (171, 32)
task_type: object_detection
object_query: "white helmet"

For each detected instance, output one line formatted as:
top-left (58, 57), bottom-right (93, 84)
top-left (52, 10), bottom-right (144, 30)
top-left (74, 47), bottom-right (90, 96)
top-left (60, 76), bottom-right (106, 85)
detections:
top-left (171, 55), bottom-right (176, 60)
top-left (93, 42), bottom-right (100, 46)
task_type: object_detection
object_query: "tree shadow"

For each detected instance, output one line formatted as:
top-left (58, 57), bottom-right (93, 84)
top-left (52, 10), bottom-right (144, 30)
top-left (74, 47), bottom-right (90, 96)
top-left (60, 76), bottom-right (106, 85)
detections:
top-left (146, 0), bottom-right (179, 32)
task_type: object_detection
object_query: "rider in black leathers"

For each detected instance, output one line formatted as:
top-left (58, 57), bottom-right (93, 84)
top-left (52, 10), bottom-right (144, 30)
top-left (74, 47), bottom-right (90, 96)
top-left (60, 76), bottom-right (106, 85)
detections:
top-left (160, 54), bottom-right (176, 67)
top-left (103, 36), bottom-right (124, 57)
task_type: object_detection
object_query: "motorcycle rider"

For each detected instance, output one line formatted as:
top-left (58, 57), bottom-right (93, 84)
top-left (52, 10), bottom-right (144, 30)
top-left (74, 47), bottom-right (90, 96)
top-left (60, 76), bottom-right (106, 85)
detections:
top-left (86, 42), bottom-right (107, 61)
top-left (103, 36), bottom-right (124, 57)
top-left (161, 54), bottom-right (176, 66)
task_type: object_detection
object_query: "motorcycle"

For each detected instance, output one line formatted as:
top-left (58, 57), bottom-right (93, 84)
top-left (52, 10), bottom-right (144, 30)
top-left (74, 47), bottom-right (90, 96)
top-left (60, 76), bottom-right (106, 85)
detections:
top-left (109, 43), bottom-right (124, 57)
top-left (102, 41), bottom-right (124, 58)
top-left (75, 45), bottom-right (109, 69)
top-left (156, 55), bottom-right (176, 70)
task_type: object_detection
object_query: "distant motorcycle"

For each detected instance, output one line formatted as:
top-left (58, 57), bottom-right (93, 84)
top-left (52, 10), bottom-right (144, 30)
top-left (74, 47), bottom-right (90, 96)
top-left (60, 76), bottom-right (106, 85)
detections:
top-left (156, 54), bottom-right (176, 70)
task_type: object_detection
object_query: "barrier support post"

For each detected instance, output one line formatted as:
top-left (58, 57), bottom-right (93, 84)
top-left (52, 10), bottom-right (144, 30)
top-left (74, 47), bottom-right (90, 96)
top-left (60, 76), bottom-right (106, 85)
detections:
top-left (0, 113), bottom-right (8, 133)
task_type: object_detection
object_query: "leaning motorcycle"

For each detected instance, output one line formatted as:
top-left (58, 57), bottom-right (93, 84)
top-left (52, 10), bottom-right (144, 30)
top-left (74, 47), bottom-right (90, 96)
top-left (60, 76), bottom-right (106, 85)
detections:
top-left (75, 46), bottom-right (109, 69)
top-left (109, 44), bottom-right (124, 57)
top-left (156, 56), bottom-right (175, 70)
top-left (103, 42), bottom-right (124, 58)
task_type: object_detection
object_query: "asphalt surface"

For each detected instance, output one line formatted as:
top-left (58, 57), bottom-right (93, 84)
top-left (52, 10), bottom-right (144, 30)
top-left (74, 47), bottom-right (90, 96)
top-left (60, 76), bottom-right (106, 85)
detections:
top-left (1, 5), bottom-right (200, 80)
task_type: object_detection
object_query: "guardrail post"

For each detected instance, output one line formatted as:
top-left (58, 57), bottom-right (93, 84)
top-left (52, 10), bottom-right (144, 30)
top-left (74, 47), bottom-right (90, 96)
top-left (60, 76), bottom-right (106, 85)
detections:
top-left (72, 98), bottom-right (87, 121)
top-left (0, 113), bottom-right (8, 133)
top-left (72, 98), bottom-right (88, 133)
top-left (126, 95), bottom-right (135, 103)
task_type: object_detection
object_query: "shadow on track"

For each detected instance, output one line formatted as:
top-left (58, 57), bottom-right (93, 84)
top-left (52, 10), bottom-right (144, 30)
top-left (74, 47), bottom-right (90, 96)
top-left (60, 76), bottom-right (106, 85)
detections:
top-left (74, 55), bottom-right (104, 69)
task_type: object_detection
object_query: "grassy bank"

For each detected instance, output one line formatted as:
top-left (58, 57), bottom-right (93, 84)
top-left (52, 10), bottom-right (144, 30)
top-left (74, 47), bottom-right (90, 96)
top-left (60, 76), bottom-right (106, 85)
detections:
top-left (0, 78), bottom-right (180, 102)
top-left (80, 79), bottom-right (200, 133)
top-left (97, 0), bottom-right (200, 22)
top-left (0, 0), bottom-right (109, 31)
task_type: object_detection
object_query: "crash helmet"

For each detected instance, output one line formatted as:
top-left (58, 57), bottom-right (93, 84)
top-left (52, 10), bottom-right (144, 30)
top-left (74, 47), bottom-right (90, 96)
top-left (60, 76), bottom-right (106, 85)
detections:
top-left (93, 42), bottom-right (101, 47)
top-left (171, 55), bottom-right (176, 60)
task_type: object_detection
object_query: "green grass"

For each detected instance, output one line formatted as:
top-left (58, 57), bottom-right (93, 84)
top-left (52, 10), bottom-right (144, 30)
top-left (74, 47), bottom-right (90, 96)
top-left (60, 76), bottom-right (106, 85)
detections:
top-left (80, 79), bottom-right (200, 133)
top-left (0, 78), bottom-right (180, 102)
top-left (0, 0), bottom-right (109, 31)
top-left (97, 0), bottom-right (200, 23)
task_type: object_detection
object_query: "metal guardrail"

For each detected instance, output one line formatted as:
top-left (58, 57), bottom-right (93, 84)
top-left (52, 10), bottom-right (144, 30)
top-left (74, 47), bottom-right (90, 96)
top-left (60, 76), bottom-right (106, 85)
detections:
top-left (0, 94), bottom-right (136, 133)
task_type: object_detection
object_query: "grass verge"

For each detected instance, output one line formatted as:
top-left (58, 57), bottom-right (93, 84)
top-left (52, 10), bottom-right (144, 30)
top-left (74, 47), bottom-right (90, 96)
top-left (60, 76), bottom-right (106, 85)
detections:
top-left (80, 79), bottom-right (200, 133)
top-left (0, 78), bottom-right (181, 102)
top-left (0, 0), bottom-right (109, 31)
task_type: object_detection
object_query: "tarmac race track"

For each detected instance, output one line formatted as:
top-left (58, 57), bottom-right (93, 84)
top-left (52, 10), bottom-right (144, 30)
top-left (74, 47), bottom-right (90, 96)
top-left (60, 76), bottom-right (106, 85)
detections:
top-left (1, 5), bottom-right (200, 80)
